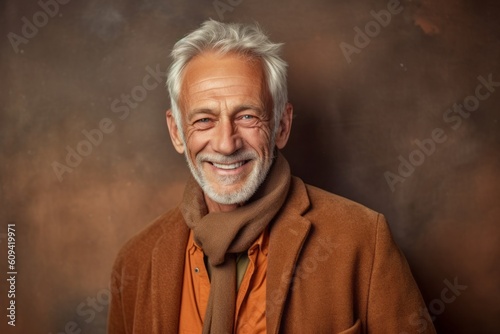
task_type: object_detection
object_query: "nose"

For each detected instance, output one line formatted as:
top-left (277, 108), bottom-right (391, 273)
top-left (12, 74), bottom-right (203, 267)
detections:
top-left (211, 117), bottom-right (242, 155)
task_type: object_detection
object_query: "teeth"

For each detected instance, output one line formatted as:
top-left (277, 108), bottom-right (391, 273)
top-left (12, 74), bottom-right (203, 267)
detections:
top-left (212, 161), bottom-right (244, 170)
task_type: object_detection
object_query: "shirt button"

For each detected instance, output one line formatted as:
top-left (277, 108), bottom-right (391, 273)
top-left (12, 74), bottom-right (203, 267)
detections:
top-left (194, 267), bottom-right (200, 273)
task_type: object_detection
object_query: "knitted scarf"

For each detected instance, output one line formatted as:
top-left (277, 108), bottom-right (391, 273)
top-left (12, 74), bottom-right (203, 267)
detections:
top-left (180, 152), bottom-right (291, 334)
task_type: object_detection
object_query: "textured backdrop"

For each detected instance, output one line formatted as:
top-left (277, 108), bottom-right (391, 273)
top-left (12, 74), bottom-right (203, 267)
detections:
top-left (1, 0), bottom-right (499, 333)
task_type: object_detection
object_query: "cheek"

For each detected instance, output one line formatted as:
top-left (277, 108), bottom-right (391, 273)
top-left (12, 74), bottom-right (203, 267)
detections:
top-left (242, 127), bottom-right (273, 153)
top-left (184, 128), bottom-right (210, 155)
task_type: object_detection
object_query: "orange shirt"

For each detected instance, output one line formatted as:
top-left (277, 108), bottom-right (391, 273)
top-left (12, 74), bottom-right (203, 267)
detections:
top-left (179, 229), bottom-right (268, 334)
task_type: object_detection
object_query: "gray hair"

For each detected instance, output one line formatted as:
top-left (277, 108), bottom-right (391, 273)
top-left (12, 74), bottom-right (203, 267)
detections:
top-left (166, 19), bottom-right (288, 135)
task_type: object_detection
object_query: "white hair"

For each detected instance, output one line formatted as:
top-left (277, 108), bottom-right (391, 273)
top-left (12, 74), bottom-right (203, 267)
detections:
top-left (166, 19), bottom-right (288, 136)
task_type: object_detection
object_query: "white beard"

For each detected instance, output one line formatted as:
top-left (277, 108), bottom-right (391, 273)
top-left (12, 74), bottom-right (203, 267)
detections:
top-left (184, 143), bottom-right (275, 205)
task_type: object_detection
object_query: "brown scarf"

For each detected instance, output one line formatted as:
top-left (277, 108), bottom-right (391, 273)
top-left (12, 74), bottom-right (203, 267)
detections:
top-left (180, 152), bottom-right (291, 334)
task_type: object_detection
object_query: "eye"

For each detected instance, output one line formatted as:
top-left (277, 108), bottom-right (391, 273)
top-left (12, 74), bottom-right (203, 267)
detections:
top-left (192, 117), bottom-right (214, 129)
top-left (236, 114), bottom-right (260, 127)
top-left (238, 114), bottom-right (258, 122)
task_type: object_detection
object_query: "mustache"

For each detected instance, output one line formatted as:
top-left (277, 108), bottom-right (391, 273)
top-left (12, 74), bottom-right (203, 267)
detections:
top-left (196, 150), bottom-right (259, 164)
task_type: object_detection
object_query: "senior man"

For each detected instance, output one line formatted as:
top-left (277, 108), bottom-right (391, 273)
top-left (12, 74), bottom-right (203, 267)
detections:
top-left (108, 20), bottom-right (436, 334)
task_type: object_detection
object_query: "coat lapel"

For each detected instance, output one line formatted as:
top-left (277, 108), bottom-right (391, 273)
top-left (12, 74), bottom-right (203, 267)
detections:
top-left (267, 177), bottom-right (312, 334)
top-left (151, 208), bottom-right (190, 334)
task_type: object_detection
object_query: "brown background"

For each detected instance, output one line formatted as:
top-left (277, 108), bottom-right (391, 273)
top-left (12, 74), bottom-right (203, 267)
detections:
top-left (1, 0), bottom-right (499, 333)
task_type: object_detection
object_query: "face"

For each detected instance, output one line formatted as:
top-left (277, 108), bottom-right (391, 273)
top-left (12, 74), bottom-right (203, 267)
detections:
top-left (167, 52), bottom-right (292, 206)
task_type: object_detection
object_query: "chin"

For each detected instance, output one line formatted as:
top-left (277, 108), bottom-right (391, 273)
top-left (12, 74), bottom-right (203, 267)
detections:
top-left (203, 182), bottom-right (255, 205)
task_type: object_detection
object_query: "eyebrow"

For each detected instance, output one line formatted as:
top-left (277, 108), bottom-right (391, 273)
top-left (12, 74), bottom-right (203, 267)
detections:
top-left (234, 104), bottom-right (264, 114)
top-left (187, 108), bottom-right (217, 120)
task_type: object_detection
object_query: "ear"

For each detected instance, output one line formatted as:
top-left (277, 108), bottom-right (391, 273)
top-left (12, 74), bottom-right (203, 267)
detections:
top-left (166, 109), bottom-right (185, 154)
top-left (275, 103), bottom-right (293, 149)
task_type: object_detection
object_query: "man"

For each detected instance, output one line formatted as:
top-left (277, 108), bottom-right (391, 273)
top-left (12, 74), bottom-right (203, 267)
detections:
top-left (108, 20), bottom-right (436, 334)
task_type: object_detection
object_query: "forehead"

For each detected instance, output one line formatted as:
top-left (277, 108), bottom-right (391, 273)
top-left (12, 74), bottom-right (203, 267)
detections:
top-left (180, 52), bottom-right (266, 104)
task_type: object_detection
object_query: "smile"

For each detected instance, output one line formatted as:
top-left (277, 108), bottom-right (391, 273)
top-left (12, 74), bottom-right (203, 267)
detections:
top-left (210, 160), bottom-right (248, 170)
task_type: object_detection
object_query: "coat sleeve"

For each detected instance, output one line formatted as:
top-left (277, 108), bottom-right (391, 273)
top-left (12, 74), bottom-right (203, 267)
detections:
top-left (365, 214), bottom-right (436, 334)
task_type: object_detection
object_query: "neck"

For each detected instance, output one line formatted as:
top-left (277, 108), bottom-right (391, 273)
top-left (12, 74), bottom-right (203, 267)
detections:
top-left (204, 193), bottom-right (244, 213)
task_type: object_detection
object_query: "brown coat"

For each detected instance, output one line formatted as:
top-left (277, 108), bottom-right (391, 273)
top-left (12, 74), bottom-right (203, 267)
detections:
top-left (108, 177), bottom-right (436, 334)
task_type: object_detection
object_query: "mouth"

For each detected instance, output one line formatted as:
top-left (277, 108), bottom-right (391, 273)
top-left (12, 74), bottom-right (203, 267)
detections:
top-left (210, 160), bottom-right (249, 170)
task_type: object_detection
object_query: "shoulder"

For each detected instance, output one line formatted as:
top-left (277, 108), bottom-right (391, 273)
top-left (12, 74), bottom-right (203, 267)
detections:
top-left (287, 178), bottom-right (400, 280)
top-left (291, 177), bottom-right (389, 247)
top-left (304, 182), bottom-right (380, 225)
